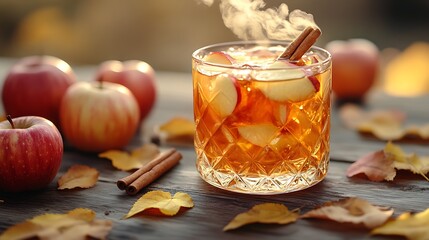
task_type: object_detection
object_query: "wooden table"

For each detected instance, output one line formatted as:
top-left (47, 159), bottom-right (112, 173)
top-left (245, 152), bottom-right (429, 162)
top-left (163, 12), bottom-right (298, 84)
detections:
top-left (1, 63), bottom-right (428, 239)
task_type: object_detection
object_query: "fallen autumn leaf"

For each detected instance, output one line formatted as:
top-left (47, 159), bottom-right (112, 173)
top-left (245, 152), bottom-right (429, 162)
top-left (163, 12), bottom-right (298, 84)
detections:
top-left (153, 117), bottom-right (195, 146)
top-left (124, 190), bottom-right (194, 218)
top-left (223, 203), bottom-right (299, 231)
top-left (347, 142), bottom-right (429, 181)
top-left (372, 208), bottom-right (429, 240)
top-left (301, 197), bottom-right (394, 229)
top-left (346, 150), bottom-right (396, 181)
top-left (0, 208), bottom-right (112, 240)
top-left (98, 143), bottom-right (160, 171)
top-left (58, 165), bottom-right (99, 190)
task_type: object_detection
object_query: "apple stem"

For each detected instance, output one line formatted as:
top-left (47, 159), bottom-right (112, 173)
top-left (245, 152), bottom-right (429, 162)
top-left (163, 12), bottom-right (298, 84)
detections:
top-left (6, 115), bottom-right (15, 129)
top-left (99, 80), bottom-right (104, 89)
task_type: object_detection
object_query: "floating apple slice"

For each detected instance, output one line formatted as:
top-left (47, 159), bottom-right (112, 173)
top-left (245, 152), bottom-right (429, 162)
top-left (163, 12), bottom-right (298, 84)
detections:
top-left (238, 124), bottom-right (279, 147)
top-left (199, 52), bottom-right (234, 76)
top-left (253, 61), bottom-right (319, 102)
top-left (203, 51), bottom-right (234, 65)
top-left (206, 74), bottom-right (239, 118)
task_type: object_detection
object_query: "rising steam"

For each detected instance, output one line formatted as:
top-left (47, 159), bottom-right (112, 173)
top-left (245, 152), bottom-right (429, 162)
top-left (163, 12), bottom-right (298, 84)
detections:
top-left (201, 0), bottom-right (318, 41)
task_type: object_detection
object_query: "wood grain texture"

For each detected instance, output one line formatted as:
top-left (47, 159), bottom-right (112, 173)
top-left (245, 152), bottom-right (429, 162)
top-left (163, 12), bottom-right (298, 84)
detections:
top-left (0, 65), bottom-right (428, 239)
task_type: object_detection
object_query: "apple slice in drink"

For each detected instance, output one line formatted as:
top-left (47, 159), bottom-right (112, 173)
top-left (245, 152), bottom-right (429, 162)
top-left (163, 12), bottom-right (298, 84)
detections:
top-left (238, 124), bottom-right (279, 147)
top-left (253, 61), bottom-right (320, 102)
top-left (199, 52), bottom-right (234, 76)
top-left (203, 51), bottom-right (234, 65)
top-left (198, 52), bottom-right (239, 118)
top-left (204, 74), bottom-right (240, 118)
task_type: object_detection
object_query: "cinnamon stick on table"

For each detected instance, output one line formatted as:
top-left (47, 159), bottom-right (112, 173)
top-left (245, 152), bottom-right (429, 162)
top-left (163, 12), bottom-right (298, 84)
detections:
top-left (116, 148), bottom-right (182, 195)
top-left (126, 151), bottom-right (182, 195)
top-left (279, 26), bottom-right (322, 61)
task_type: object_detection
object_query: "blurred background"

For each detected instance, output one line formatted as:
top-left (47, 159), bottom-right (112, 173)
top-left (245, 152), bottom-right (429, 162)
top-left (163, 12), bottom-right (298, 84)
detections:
top-left (1, 0), bottom-right (429, 97)
top-left (0, 0), bottom-right (428, 72)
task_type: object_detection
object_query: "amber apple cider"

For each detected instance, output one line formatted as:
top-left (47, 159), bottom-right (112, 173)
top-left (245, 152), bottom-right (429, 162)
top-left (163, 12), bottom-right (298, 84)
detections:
top-left (192, 41), bottom-right (332, 194)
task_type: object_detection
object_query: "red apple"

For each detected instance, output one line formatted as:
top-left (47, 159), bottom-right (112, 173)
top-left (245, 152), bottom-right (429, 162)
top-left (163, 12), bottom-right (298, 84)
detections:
top-left (325, 39), bottom-right (379, 101)
top-left (0, 115), bottom-right (63, 192)
top-left (1, 55), bottom-right (77, 128)
top-left (59, 81), bottom-right (140, 152)
top-left (95, 60), bottom-right (156, 120)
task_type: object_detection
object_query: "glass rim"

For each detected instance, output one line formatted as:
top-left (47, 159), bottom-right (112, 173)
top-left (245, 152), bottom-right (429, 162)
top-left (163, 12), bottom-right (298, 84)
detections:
top-left (192, 40), bottom-right (331, 70)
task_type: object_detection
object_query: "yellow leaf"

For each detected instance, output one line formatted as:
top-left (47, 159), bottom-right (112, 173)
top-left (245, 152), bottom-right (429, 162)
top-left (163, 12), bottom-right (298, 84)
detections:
top-left (0, 208), bottom-right (112, 240)
top-left (301, 197), bottom-right (393, 229)
top-left (372, 208), bottom-right (429, 240)
top-left (0, 222), bottom-right (43, 240)
top-left (98, 143), bottom-right (160, 171)
top-left (124, 190), bottom-right (194, 218)
top-left (223, 203), bottom-right (299, 231)
top-left (385, 142), bottom-right (429, 181)
top-left (154, 117), bottom-right (195, 146)
top-left (67, 208), bottom-right (96, 222)
top-left (58, 165), bottom-right (99, 190)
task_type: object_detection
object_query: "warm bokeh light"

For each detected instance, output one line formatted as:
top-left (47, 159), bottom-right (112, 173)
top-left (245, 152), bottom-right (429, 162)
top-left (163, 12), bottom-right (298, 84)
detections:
top-left (383, 42), bottom-right (429, 97)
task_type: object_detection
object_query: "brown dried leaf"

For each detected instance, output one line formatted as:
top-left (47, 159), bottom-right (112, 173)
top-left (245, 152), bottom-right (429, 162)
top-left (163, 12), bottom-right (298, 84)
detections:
top-left (301, 197), bottom-right (394, 229)
top-left (0, 208), bottom-right (112, 240)
top-left (346, 150), bottom-right (396, 181)
top-left (347, 142), bottom-right (429, 181)
top-left (223, 203), bottom-right (299, 231)
top-left (372, 208), bottom-right (429, 240)
top-left (339, 104), bottom-right (429, 142)
top-left (358, 122), bottom-right (429, 142)
top-left (58, 165), bottom-right (99, 190)
top-left (124, 190), bottom-right (194, 218)
top-left (339, 104), bottom-right (405, 130)
top-left (98, 143), bottom-right (160, 171)
top-left (153, 117), bottom-right (195, 146)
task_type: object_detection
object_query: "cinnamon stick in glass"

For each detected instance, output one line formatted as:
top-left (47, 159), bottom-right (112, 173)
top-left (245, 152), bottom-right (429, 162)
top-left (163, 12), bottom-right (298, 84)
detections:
top-left (279, 26), bottom-right (321, 61)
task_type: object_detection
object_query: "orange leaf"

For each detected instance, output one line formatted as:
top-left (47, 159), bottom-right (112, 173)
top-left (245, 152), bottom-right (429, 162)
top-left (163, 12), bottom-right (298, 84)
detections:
top-left (301, 197), bottom-right (394, 229)
top-left (223, 203), bottom-right (299, 231)
top-left (58, 165), bottom-right (99, 190)
top-left (372, 208), bottom-right (429, 240)
top-left (153, 117), bottom-right (195, 146)
top-left (124, 190), bottom-right (194, 218)
top-left (98, 143), bottom-right (160, 171)
top-left (0, 208), bottom-right (112, 240)
top-left (346, 150), bottom-right (396, 181)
